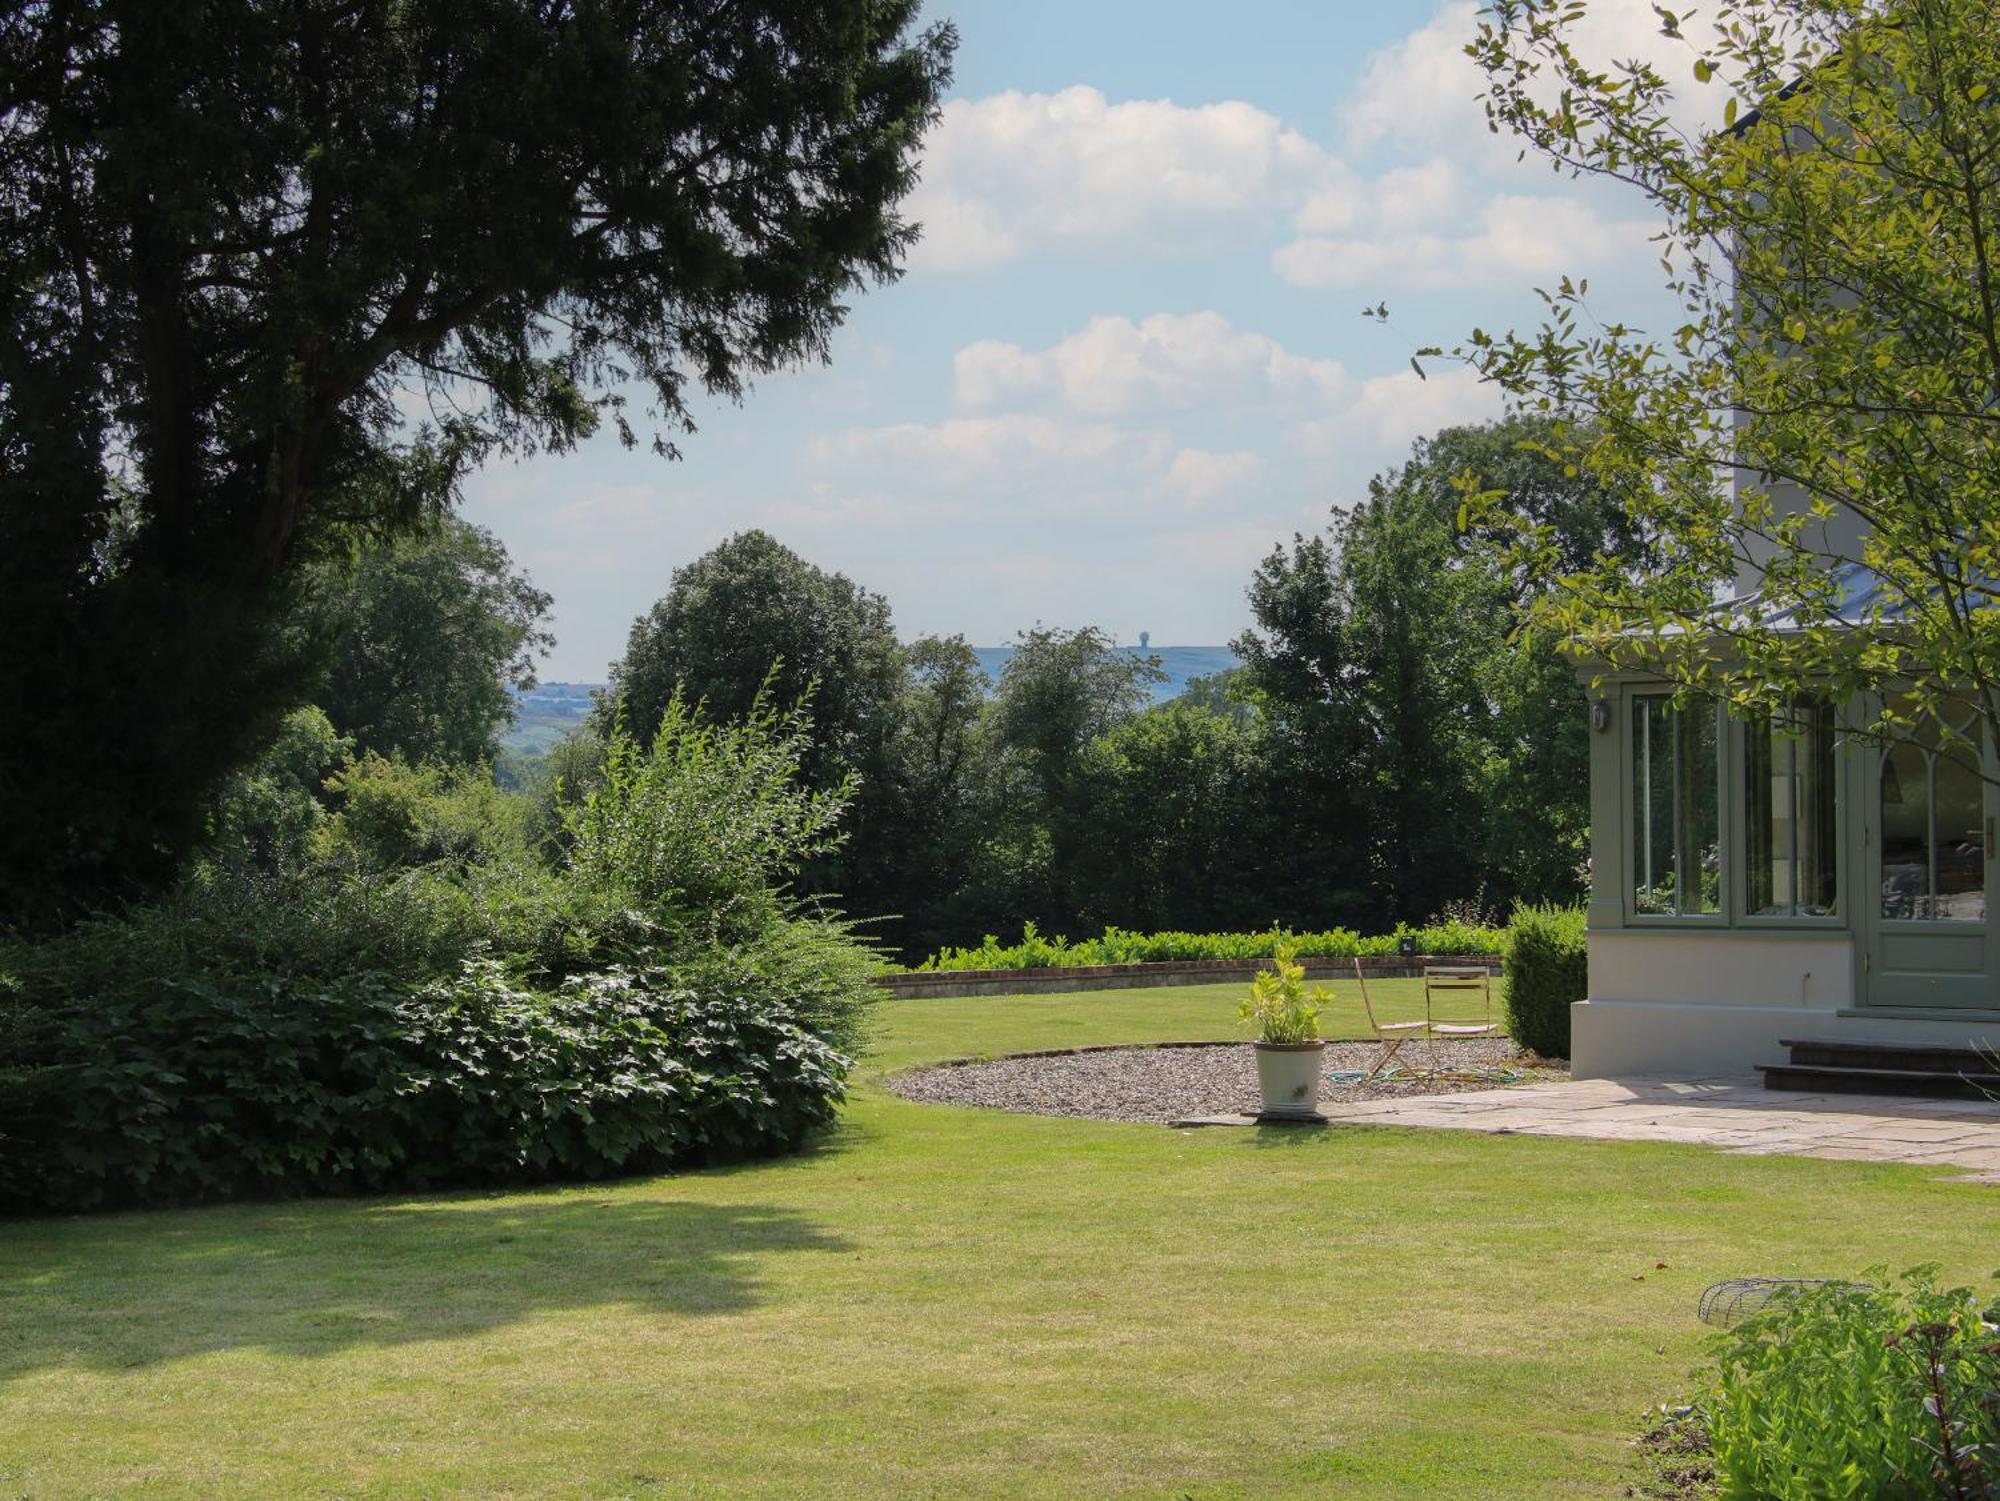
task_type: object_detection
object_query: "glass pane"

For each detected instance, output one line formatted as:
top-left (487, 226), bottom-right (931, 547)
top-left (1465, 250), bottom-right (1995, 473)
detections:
top-left (1880, 739), bottom-right (1930, 919)
top-left (1631, 694), bottom-right (1718, 916)
top-left (1935, 745), bottom-right (1985, 920)
top-left (1678, 704), bottom-right (1721, 913)
top-left (1745, 718), bottom-right (1784, 915)
top-left (1633, 696), bottom-right (1675, 914)
top-left (1749, 700), bottom-right (1837, 917)
top-left (1796, 699), bottom-right (1838, 916)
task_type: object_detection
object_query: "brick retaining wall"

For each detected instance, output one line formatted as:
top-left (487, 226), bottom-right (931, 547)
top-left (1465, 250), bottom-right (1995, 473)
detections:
top-left (875, 953), bottom-right (1503, 1000)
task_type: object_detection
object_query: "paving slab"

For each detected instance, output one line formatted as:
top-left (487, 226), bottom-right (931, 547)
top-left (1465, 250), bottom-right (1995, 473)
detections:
top-left (1168, 1074), bottom-right (2000, 1180)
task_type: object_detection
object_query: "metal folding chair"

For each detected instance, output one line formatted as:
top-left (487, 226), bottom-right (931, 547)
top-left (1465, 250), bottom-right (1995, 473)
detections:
top-left (1353, 957), bottom-right (1427, 1082)
top-left (1422, 966), bottom-right (1499, 1073)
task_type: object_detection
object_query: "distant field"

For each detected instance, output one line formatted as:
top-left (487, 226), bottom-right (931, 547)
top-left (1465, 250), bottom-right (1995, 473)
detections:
top-left (501, 647), bottom-right (1239, 754)
top-left (500, 681), bottom-right (597, 757)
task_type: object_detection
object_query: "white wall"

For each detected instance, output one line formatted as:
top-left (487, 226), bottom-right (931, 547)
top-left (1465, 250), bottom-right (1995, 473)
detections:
top-left (1575, 929), bottom-right (1852, 1076)
top-left (1588, 930), bottom-right (1853, 1009)
top-left (1573, 930), bottom-right (2000, 1076)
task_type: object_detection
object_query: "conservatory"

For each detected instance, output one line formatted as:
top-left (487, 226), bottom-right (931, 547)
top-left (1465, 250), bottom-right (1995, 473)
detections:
top-left (1573, 574), bottom-right (2000, 1077)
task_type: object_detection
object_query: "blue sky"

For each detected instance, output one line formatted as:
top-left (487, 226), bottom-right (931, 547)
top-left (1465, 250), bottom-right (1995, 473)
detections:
top-left (464, 1), bottom-right (1696, 681)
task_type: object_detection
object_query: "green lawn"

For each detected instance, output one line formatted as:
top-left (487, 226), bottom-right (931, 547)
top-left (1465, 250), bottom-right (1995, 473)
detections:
top-left (4, 981), bottom-right (1997, 1498)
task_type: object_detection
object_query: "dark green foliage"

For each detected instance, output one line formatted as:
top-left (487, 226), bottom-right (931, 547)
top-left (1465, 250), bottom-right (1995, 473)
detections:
top-left (0, 696), bottom-right (876, 1215)
top-left (1235, 417), bottom-right (1621, 927)
top-left (1069, 703), bottom-right (1265, 933)
top-left (310, 519), bottom-right (553, 766)
top-left (0, 3), bottom-right (952, 920)
top-left (1232, 533), bottom-right (1379, 927)
top-left (1696, 1269), bottom-right (2000, 1500)
top-left (566, 692), bottom-right (853, 941)
top-left (602, 529), bottom-right (914, 937)
top-left (523, 727), bottom-right (612, 862)
top-left (605, 531), bottom-right (902, 772)
top-left (871, 635), bottom-right (993, 957)
top-left (318, 755), bottom-right (535, 875)
top-left (206, 706), bottom-right (351, 874)
top-left (1176, 668), bottom-right (1259, 730)
top-left (976, 626), bottom-right (1166, 931)
top-left (1336, 462), bottom-right (1506, 922)
top-left (0, 957), bottom-right (847, 1213)
top-left (1502, 902), bottom-right (1586, 1057)
top-left (661, 915), bottom-right (881, 1060)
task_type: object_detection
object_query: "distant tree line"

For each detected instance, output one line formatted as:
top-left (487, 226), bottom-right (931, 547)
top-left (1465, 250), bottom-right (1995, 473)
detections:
top-left (525, 415), bottom-right (1633, 959)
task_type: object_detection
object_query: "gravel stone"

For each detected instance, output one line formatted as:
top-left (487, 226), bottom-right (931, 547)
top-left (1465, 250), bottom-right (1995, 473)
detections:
top-left (887, 1037), bottom-right (1566, 1125)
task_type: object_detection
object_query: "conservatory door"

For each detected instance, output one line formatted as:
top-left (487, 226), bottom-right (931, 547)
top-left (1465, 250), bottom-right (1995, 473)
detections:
top-left (1861, 699), bottom-right (1998, 1010)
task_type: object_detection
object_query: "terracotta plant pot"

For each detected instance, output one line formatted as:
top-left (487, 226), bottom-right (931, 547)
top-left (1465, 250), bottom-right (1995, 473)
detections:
top-left (1252, 1040), bottom-right (1327, 1118)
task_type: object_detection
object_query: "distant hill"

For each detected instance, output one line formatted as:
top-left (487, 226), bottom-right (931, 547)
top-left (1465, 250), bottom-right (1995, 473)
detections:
top-left (502, 646), bottom-right (1240, 754)
top-left (501, 681), bottom-right (598, 757)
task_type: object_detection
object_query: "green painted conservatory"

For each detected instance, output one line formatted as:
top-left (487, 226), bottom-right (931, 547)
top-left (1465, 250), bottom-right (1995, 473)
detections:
top-left (1574, 574), bottom-right (2000, 1076)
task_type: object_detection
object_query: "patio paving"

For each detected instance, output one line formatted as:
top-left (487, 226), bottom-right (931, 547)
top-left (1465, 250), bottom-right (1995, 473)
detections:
top-left (1173, 1075), bottom-right (2000, 1183)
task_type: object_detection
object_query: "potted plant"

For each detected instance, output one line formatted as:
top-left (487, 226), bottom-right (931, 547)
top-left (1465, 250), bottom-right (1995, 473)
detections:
top-left (1240, 941), bottom-right (1328, 1119)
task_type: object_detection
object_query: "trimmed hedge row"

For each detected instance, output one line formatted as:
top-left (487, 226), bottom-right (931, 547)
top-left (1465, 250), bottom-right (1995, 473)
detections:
top-left (1502, 903), bottom-right (1587, 1058)
top-left (0, 959), bottom-right (847, 1213)
top-left (912, 919), bottom-right (1507, 973)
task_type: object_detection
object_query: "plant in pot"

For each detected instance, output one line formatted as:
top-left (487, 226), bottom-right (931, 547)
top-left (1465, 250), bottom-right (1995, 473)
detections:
top-left (1240, 941), bottom-right (1328, 1119)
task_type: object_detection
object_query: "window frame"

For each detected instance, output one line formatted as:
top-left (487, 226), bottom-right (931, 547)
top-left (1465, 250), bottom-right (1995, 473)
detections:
top-left (1623, 688), bottom-right (1728, 927)
top-left (1731, 701), bottom-right (1844, 928)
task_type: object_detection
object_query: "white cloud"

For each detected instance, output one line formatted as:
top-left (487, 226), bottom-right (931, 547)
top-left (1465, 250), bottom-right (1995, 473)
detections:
top-left (811, 413), bottom-right (1265, 517)
top-left (1275, 192), bottom-right (1659, 291)
top-left (1162, 449), bottom-right (1265, 511)
top-left (810, 414), bottom-right (1173, 494)
top-left (1293, 159), bottom-right (1462, 237)
top-left (759, 486), bottom-right (973, 529)
top-left (908, 86), bottom-right (1333, 270)
top-left (1291, 365), bottom-right (1504, 458)
top-left (1342, 0), bottom-right (1720, 158)
top-left (1149, 521), bottom-right (1291, 574)
top-left (954, 312), bottom-right (1349, 416)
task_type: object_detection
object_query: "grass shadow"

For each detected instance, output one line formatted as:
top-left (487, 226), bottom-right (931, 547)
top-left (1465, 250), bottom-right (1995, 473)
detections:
top-left (1247, 1120), bottom-right (1337, 1149)
top-left (0, 1190), bottom-right (851, 1382)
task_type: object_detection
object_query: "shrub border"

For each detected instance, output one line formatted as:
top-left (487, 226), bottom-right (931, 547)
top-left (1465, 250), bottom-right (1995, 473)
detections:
top-left (875, 953), bottom-right (1502, 999)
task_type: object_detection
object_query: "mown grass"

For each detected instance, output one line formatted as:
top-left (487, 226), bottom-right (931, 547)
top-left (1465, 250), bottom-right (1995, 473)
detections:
top-left (867, 974), bottom-right (1463, 1071)
top-left (3, 979), bottom-right (1996, 1498)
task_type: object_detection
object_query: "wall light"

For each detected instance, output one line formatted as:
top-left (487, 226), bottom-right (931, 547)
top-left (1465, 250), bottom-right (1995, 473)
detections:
top-left (1591, 698), bottom-right (1614, 734)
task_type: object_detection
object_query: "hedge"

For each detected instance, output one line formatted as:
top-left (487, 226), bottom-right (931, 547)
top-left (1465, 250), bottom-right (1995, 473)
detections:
top-left (911, 920), bottom-right (1506, 973)
top-left (0, 959), bottom-right (849, 1214)
top-left (1502, 903), bottom-right (1587, 1058)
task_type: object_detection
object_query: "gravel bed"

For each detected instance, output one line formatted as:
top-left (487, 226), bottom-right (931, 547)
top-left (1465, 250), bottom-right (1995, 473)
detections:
top-left (887, 1037), bottom-right (1566, 1124)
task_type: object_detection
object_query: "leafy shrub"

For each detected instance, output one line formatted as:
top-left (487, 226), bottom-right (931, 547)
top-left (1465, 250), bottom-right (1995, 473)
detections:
top-left (0, 693), bottom-right (877, 1214)
top-left (206, 705), bottom-right (350, 872)
top-left (317, 753), bottom-right (533, 874)
top-left (566, 692), bottom-right (852, 939)
top-left (0, 956), bottom-right (848, 1212)
top-left (1693, 1269), bottom-right (2000, 1500)
top-left (12, 859), bottom-right (636, 1001)
top-left (1238, 943), bottom-right (1325, 1044)
top-left (1502, 902), bottom-right (1585, 1058)
top-left (912, 918), bottom-right (1505, 972)
top-left (660, 912), bottom-right (882, 1058)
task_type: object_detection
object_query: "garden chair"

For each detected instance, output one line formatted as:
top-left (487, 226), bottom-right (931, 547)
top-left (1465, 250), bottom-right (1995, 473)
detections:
top-left (1353, 958), bottom-right (1428, 1082)
top-left (1421, 966), bottom-right (1500, 1073)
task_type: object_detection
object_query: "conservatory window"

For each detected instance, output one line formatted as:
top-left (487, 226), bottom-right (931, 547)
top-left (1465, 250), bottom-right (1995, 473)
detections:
top-left (1631, 694), bottom-right (1721, 915)
top-left (1745, 698), bottom-right (1838, 918)
top-left (1879, 702), bottom-right (1986, 922)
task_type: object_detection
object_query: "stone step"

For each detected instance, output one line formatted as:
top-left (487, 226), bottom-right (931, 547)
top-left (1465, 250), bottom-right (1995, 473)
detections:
top-left (1758, 1062), bottom-right (2000, 1101)
top-left (1779, 1036), bottom-right (1998, 1075)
